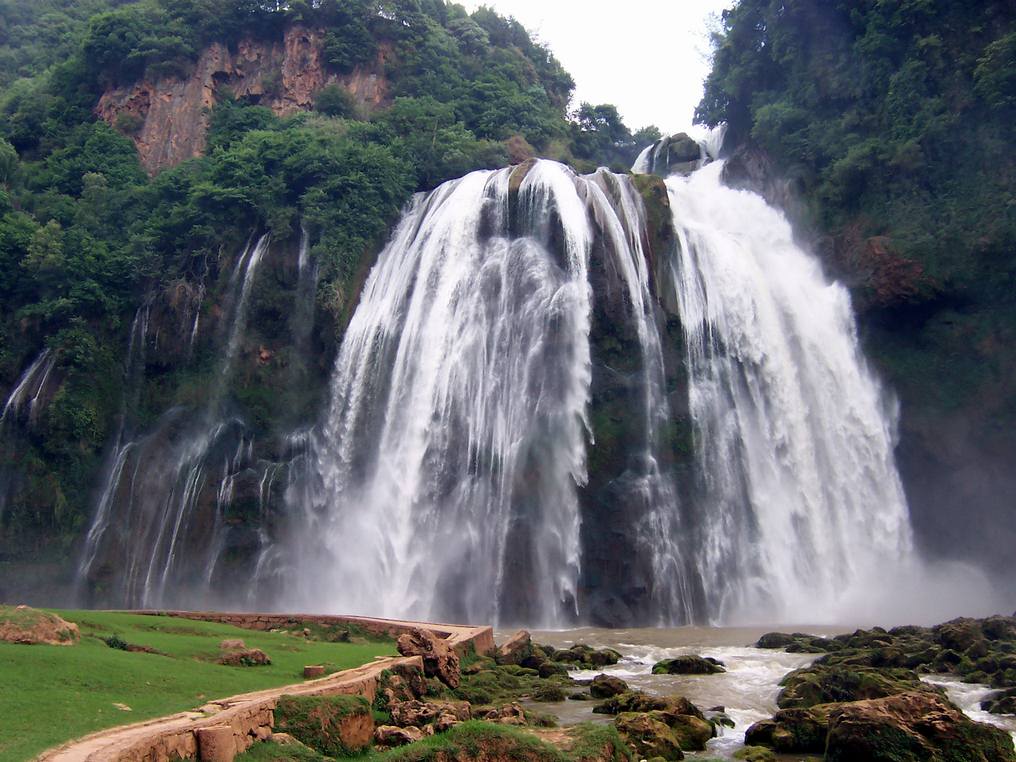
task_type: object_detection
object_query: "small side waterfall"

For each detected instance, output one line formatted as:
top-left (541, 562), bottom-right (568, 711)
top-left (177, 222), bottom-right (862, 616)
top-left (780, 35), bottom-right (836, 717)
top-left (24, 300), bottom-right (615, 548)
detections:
top-left (661, 157), bottom-right (914, 623)
top-left (0, 349), bottom-right (59, 520)
top-left (78, 234), bottom-right (270, 606)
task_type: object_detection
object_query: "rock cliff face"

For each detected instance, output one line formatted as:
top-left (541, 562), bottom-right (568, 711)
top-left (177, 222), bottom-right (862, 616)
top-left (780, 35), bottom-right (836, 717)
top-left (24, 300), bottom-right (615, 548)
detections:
top-left (97, 26), bottom-right (389, 174)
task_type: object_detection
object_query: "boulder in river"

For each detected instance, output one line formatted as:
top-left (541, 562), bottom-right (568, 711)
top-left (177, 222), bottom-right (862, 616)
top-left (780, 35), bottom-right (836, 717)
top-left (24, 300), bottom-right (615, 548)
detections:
top-left (777, 664), bottom-right (929, 708)
top-left (652, 655), bottom-right (725, 674)
top-left (614, 712), bottom-right (685, 760)
top-left (495, 630), bottom-right (532, 665)
top-left (744, 706), bottom-right (831, 753)
top-left (825, 691), bottom-right (1016, 762)
top-left (589, 673), bottom-right (628, 698)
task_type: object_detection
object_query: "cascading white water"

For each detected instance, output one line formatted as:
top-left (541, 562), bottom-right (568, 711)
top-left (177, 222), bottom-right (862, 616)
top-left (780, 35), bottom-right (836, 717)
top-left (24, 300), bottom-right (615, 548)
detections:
top-left (78, 233), bottom-right (270, 606)
top-left (661, 157), bottom-right (914, 623)
top-left (290, 163), bottom-right (593, 626)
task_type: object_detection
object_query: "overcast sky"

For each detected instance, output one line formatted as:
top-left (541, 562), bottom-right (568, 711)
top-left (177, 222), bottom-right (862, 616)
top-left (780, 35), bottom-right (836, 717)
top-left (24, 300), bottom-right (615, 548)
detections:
top-left (461, 0), bottom-right (733, 134)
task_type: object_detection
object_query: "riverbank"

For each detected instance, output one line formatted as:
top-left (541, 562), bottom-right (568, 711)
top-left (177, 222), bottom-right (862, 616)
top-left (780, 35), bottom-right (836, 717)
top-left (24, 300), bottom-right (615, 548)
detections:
top-left (0, 609), bottom-right (398, 761)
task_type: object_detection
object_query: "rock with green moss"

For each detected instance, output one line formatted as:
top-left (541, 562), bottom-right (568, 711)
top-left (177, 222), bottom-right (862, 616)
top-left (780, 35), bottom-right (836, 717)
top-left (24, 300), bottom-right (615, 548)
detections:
top-left (593, 691), bottom-right (703, 719)
top-left (981, 687), bottom-right (1016, 714)
top-left (648, 710), bottom-right (714, 750)
top-left (532, 684), bottom-right (567, 702)
top-left (614, 712), bottom-right (684, 760)
top-left (825, 691), bottom-right (1016, 762)
top-left (590, 674), bottom-right (628, 698)
top-left (652, 655), bottom-right (725, 675)
top-left (733, 746), bottom-right (776, 762)
top-left (777, 664), bottom-right (929, 708)
top-left (744, 706), bottom-right (832, 753)
top-left (273, 694), bottom-right (374, 756)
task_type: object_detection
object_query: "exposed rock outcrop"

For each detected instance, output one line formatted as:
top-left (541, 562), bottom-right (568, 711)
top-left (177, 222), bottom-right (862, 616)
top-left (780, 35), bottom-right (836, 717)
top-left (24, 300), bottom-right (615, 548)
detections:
top-left (0, 605), bottom-right (79, 646)
top-left (97, 25), bottom-right (389, 173)
top-left (396, 627), bottom-right (461, 688)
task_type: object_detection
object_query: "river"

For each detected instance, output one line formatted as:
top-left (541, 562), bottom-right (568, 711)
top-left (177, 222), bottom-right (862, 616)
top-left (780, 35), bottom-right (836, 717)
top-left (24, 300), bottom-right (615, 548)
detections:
top-left (516, 626), bottom-right (1016, 759)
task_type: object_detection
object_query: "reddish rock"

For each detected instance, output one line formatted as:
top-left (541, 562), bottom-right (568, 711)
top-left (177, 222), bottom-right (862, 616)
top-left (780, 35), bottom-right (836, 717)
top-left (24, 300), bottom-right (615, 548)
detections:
top-left (483, 702), bottom-right (527, 726)
top-left (303, 665), bottom-right (325, 679)
top-left (96, 26), bottom-right (391, 174)
top-left (0, 605), bottom-right (79, 646)
top-left (217, 648), bottom-right (271, 666)
top-left (196, 725), bottom-right (236, 762)
top-left (396, 628), bottom-right (460, 688)
top-left (374, 725), bottom-right (424, 747)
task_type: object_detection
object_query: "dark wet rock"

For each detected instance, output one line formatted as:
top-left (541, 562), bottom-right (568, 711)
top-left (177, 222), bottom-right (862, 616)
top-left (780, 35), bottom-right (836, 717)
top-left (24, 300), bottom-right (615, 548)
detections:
top-left (825, 691), bottom-right (1016, 762)
top-left (981, 687), bottom-right (1016, 714)
top-left (590, 673), bottom-right (629, 698)
top-left (777, 664), bottom-right (931, 709)
top-left (652, 655), bottom-right (725, 675)
top-left (614, 712), bottom-right (685, 760)
top-left (934, 618), bottom-right (985, 653)
top-left (531, 684), bottom-right (567, 702)
top-left (755, 632), bottom-right (799, 649)
top-left (496, 630), bottom-right (533, 666)
top-left (568, 691), bottom-right (593, 701)
top-left (538, 661), bottom-right (570, 678)
top-left (744, 706), bottom-right (831, 753)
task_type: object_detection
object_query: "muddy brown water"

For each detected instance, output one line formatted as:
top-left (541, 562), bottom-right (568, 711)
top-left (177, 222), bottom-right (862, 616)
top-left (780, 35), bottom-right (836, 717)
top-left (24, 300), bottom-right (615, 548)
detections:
top-left (500, 626), bottom-right (1016, 760)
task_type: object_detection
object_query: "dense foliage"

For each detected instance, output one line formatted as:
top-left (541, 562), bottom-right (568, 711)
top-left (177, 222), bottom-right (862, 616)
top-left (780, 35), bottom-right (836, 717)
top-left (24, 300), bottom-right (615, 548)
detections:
top-left (0, 0), bottom-right (658, 569)
top-left (698, 0), bottom-right (1016, 567)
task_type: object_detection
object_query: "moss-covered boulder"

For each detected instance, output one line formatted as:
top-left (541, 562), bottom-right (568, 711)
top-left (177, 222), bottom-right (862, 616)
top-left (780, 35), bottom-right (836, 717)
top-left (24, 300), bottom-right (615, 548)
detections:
top-left (981, 687), bottom-right (1016, 714)
top-left (648, 710), bottom-right (713, 751)
top-left (733, 747), bottom-right (776, 762)
top-left (777, 664), bottom-right (929, 708)
top-left (614, 712), bottom-right (684, 760)
top-left (0, 605), bottom-right (79, 646)
top-left (593, 691), bottom-right (703, 719)
top-left (744, 706), bottom-right (832, 753)
top-left (589, 674), bottom-right (628, 699)
top-left (651, 655), bottom-right (725, 675)
top-left (824, 691), bottom-right (1016, 762)
top-left (273, 694), bottom-right (374, 756)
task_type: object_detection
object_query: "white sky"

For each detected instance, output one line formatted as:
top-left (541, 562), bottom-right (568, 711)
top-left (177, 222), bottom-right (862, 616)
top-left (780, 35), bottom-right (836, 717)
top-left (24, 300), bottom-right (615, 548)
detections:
top-left (461, 0), bottom-right (734, 134)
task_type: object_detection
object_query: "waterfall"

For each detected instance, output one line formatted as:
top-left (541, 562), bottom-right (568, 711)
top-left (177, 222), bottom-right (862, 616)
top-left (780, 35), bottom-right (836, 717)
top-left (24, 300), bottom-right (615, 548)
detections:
top-left (661, 156), bottom-right (914, 623)
top-left (77, 234), bottom-right (270, 606)
top-left (0, 349), bottom-right (58, 520)
top-left (281, 160), bottom-right (705, 627)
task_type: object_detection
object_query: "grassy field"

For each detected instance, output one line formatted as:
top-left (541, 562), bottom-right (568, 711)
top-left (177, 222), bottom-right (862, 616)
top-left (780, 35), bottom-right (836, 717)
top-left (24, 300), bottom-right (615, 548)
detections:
top-left (0, 610), bottom-right (396, 762)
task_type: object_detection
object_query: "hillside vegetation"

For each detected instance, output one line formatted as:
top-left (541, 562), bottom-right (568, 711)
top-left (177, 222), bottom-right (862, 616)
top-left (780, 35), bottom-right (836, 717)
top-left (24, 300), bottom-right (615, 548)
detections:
top-left (0, 0), bottom-right (656, 583)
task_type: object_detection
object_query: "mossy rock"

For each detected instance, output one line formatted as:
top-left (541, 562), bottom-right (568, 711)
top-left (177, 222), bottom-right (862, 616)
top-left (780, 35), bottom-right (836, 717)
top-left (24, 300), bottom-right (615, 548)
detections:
top-left (614, 712), bottom-right (684, 760)
top-left (733, 747), bottom-right (776, 762)
top-left (593, 691), bottom-right (703, 719)
top-left (532, 684), bottom-right (567, 702)
top-left (777, 664), bottom-right (928, 708)
top-left (274, 694), bottom-right (373, 756)
top-left (652, 655), bottom-right (725, 675)
top-left (648, 710), bottom-right (713, 751)
top-left (825, 691), bottom-right (1016, 762)
top-left (744, 706), bottom-right (831, 753)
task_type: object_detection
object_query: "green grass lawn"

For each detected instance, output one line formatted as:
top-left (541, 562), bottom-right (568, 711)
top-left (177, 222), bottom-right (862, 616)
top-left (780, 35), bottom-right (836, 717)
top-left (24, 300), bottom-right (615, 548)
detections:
top-left (0, 610), bottom-right (397, 762)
